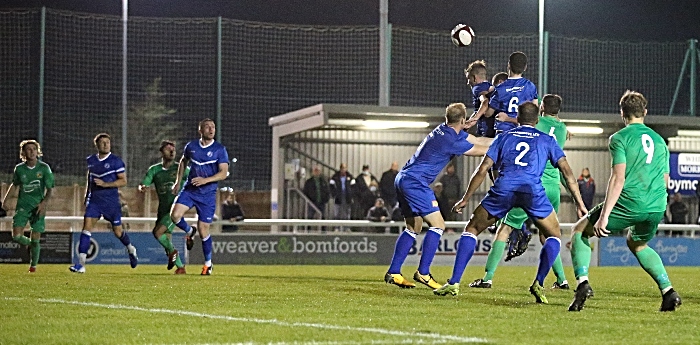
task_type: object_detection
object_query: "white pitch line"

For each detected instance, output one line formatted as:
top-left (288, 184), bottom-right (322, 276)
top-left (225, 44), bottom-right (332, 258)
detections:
top-left (3, 297), bottom-right (487, 344)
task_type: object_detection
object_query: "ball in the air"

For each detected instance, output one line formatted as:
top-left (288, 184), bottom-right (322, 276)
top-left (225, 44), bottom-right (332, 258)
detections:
top-left (451, 24), bottom-right (475, 47)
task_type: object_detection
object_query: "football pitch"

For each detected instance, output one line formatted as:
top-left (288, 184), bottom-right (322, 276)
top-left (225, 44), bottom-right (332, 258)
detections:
top-left (0, 265), bottom-right (697, 345)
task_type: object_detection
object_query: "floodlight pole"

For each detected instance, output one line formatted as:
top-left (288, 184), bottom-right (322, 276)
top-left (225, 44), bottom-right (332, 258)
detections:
top-left (538, 0), bottom-right (545, 97)
top-left (122, 0), bottom-right (128, 168)
top-left (379, 0), bottom-right (390, 106)
top-left (669, 39), bottom-right (699, 116)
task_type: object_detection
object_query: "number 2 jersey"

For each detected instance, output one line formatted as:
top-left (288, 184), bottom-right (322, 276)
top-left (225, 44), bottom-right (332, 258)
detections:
top-left (609, 123), bottom-right (669, 213)
top-left (488, 77), bottom-right (538, 132)
top-left (486, 125), bottom-right (565, 193)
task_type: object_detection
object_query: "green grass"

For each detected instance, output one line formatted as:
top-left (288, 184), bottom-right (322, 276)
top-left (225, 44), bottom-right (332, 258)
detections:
top-left (0, 265), bottom-right (698, 344)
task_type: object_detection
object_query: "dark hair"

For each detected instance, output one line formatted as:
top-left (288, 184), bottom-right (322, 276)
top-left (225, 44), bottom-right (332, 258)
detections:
top-left (508, 51), bottom-right (528, 74)
top-left (492, 72), bottom-right (508, 85)
top-left (465, 60), bottom-right (487, 77)
top-left (517, 102), bottom-right (539, 125)
top-left (159, 140), bottom-right (175, 152)
top-left (619, 90), bottom-right (647, 119)
top-left (542, 94), bottom-right (563, 115)
top-left (93, 133), bottom-right (110, 146)
top-left (445, 103), bottom-right (467, 124)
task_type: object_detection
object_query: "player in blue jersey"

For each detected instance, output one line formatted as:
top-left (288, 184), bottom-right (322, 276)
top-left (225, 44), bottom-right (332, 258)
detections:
top-left (434, 102), bottom-right (587, 304)
top-left (464, 60), bottom-right (496, 138)
top-left (70, 133), bottom-right (138, 273)
top-left (384, 103), bottom-right (493, 289)
top-left (483, 51), bottom-right (539, 134)
top-left (170, 119), bottom-right (229, 275)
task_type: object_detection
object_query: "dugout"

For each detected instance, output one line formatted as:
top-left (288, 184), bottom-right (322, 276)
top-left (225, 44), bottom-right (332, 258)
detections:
top-left (269, 104), bottom-right (700, 227)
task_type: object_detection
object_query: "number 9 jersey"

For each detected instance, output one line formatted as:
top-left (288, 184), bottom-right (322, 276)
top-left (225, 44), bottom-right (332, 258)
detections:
top-left (609, 123), bottom-right (669, 213)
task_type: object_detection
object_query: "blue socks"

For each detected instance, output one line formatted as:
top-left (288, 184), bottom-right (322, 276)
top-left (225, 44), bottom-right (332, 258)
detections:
top-left (535, 237), bottom-right (561, 286)
top-left (175, 217), bottom-right (192, 233)
top-left (78, 231), bottom-right (91, 254)
top-left (448, 232), bottom-right (478, 284)
top-left (202, 235), bottom-right (213, 263)
top-left (388, 229), bottom-right (417, 274)
top-left (418, 227), bottom-right (443, 275)
top-left (118, 232), bottom-right (131, 246)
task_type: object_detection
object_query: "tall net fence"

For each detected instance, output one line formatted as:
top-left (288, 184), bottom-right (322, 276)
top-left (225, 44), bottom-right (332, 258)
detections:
top-left (0, 10), bottom-right (39, 175)
top-left (548, 36), bottom-right (689, 115)
top-left (0, 8), bottom-right (695, 189)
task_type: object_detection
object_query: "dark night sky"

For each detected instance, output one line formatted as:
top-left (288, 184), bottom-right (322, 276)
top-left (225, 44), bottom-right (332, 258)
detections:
top-left (2, 0), bottom-right (699, 42)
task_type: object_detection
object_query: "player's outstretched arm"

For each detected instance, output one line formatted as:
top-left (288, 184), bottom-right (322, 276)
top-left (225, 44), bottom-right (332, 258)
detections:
top-left (595, 163), bottom-right (626, 237)
top-left (453, 156), bottom-right (494, 214)
top-left (556, 157), bottom-right (587, 217)
top-left (466, 135), bottom-right (494, 148)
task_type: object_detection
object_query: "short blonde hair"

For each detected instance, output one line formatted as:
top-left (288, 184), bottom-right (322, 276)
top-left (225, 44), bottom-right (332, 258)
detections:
top-left (445, 103), bottom-right (467, 124)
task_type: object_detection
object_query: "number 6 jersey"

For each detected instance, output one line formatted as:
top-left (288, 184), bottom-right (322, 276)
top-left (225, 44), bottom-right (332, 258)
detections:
top-left (488, 77), bottom-right (538, 132)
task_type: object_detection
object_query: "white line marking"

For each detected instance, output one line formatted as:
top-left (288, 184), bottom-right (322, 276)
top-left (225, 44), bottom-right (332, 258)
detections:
top-left (4, 297), bottom-right (486, 344)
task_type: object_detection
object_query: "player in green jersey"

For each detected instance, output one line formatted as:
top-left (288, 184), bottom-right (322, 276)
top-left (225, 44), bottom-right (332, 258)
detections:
top-left (569, 90), bottom-right (681, 312)
top-left (138, 140), bottom-right (189, 274)
top-left (1, 140), bottom-right (54, 272)
top-left (469, 94), bottom-right (585, 290)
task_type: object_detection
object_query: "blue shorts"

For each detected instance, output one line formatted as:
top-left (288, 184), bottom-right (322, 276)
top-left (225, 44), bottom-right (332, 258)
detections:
top-left (85, 200), bottom-right (122, 226)
top-left (395, 174), bottom-right (439, 218)
top-left (480, 186), bottom-right (553, 220)
top-left (174, 189), bottom-right (216, 223)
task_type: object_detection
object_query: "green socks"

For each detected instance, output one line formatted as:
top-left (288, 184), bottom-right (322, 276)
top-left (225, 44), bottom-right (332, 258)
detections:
top-left (551, 254), bottom-right (567, 284)
top-left (157, 234), bottom-right (184, 268)
top-left (12, 235), bottom-right (31, 246)
top-left (571, 232), bottom-right (591, 279)
top-left (634, 246), bottom-right (672, 291)
top-left (483, 240), bottom-right (507, 281)
top-left (157, 234), bottom-right (175, 253)
top-left (30, 239), bottom-right (40, 267)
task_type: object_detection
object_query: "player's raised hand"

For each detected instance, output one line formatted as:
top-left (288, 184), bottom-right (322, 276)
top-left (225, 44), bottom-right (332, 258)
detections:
top-left (137, 184), bottom-right (149, 193)
top-left (593, 217), bottom-right (610, 237)
top-left (452, 199), bottom-right (467, 214)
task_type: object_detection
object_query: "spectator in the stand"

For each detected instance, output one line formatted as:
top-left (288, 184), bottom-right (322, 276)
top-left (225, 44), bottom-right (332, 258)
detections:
top-left (366, 197), bottom-right (391, 233)
top-left (379, 161), bottom-right (399, 207)
top-left (329, 163), bottom-right (355, 229)
top-left (221, 189), bottom-right (245, 232)
top-left (353, 164), bottom-right (379, 219)
top-left (366, 198), bottom-right (391, 222)
top-left (577, 167), bottom-right (596, 210)
top-left (302, 165), bottom-right (330, 219)
top-left (439, 163), bottom-right (461, 221)
top-left (668, 193), bottom-right (688, 225)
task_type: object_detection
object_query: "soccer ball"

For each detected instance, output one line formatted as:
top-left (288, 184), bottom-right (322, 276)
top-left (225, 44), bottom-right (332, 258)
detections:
top-left (451, 24), bottom-right (475, 47)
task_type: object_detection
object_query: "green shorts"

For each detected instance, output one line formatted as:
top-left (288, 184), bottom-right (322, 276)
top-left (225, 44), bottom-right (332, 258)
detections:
top-left (157, 214), bottom-right (176, 234)
top-left (13, 206), bottom-right (45, 233)
top-left (586, 202), bottom-right (663, 242)
top-left (503, 183), bottom-right (560, 229)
